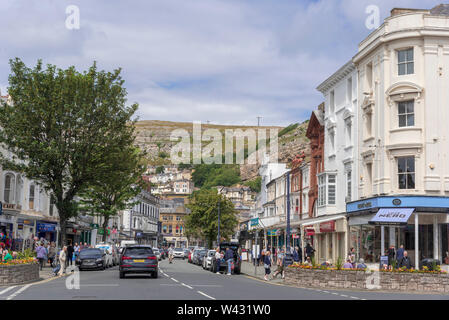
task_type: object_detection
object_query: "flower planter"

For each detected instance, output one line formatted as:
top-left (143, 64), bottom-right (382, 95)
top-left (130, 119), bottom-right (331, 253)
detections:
top-left (0, 262), bottom-right (39, 285)
top-left (284, 266), bottom-right (449, 293)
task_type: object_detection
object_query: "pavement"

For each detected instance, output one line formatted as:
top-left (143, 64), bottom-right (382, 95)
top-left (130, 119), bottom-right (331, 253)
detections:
top-left (0, 258), bottom-right (448, 300)
top-left (240, 261), bottom-right (284, 284)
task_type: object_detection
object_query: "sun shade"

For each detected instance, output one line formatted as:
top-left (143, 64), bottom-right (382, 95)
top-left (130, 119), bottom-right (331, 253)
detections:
top-left (369, 208), bottom-right (414, 225)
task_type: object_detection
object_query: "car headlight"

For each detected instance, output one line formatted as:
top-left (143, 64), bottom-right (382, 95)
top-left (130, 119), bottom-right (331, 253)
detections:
top-left (96, 258), bottom-right (103, 263)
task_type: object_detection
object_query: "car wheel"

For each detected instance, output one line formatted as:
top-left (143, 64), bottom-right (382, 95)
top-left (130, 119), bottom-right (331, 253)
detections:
top-left (120, 272), bottom-right (125, 279)
top-left (234, 268), bottom-right (240, 275)
top-left (152, 271), bottom-right (158, 278)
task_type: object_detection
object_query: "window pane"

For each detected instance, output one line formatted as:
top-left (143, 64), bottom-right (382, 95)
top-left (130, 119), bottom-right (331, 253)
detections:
top-left (398, 50), bottom-right (406, 63)
top-left (406, 101), bottom-right (414, 113)
top-left (328, 175), bottom-right (336, 183)
top-left (407, 173), bottom-right (415, 189)
top-left (399, 115), bottom-right (406, 127)
top-left (398, 63), bottom-right (406, 75)
top-left (407, 62), bottom-right (414, 74)
top-left (398, 174), bottom-right (407, 189)
top-left (406, 48), bottom-right (413, 61)
top-left (407, 114), bottom-right (414, 126)
top-left (398, 102), bottom-right (405, 114)
top-left (406, 157), bottom-right (415, 173)
top-left (398, 158), bottom-right (406, 173)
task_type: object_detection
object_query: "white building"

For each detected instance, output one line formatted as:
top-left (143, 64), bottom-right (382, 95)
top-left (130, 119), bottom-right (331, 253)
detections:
top-left (314, 61), bottom-right (358, 263)
top-left (346, 4), bottom-right (449, 266)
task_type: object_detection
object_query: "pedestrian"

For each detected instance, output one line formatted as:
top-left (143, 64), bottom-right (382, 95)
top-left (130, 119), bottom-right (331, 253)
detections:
top-left (396, 244), bottom-right (404, 264)
top-left (387, 245), bottom-right (396, 268)
top-left (398, 251), bottom-right (413, 269)
top-left (305, 242), bottom-right (315, 259)
top-left (273, 249), bottom-right (285, 279)
top-left (348, 247), bottom-right (356, 263)
top-left (168, 245), bottom-right (174, 263)
top-left (74, 242), bottom-right (80, 260)
top-left (263, 250), bottom-right (271, 281)
top-left (356, 258), bottom-right (367, 269)
top-left (36, 242), bottom-right (47, 270)
top-left (224, 247), bottom-right (234, 275)
top-left (48, 242), bottom-right (56, 267)
top-left (66, 241), bottom-right (74, 267)
top-left (215, 247), bottom-right (221, 274)
top-left (58, 246), bottom-right (67, 276)
top-left (304, 257), bottom-right (312, 266)
top-left (343, 258), bottom-right (354, 269)
top-left (292, 246), bottom-right (300, 263)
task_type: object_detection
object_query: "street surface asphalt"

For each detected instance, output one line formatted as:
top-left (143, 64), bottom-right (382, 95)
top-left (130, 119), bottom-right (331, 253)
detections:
top-left (1, 259), bottom-right (449, 300)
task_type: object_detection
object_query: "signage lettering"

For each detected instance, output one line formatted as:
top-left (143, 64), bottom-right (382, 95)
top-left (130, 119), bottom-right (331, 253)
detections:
top-left (357, 202), bottom-right (372, 209)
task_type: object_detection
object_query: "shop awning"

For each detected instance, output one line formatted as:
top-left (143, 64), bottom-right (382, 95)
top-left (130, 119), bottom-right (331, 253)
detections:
top-left (369, 208), bottom-right (415, 225)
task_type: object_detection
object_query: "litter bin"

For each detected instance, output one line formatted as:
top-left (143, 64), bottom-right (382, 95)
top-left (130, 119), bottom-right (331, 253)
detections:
top-left (419, 258), bottom-right (440, 270)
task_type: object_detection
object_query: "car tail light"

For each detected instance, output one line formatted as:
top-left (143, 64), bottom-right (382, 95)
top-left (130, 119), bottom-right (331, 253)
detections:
top-left (148, 256), bottom-right (157, 260)
top-left (122, 256), bottom-right (132, 260)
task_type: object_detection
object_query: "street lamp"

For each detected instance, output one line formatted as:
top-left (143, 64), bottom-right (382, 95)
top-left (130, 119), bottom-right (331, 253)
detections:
top-left (284, 172), bottom-right (293, 266)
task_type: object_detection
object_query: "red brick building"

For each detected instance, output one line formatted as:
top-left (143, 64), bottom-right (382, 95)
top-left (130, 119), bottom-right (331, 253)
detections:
top-left (305, 103), bottom-right (325, 218)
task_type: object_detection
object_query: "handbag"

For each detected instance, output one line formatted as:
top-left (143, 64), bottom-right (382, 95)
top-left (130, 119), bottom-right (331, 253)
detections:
top-left (264, 263), bottom-right (270, 269)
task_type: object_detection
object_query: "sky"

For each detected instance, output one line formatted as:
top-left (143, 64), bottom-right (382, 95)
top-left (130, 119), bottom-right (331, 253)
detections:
top-left (0, 0), bottom-right (442, 126)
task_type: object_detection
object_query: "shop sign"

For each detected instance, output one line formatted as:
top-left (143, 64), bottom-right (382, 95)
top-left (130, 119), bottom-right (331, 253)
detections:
top-left (36, 222), bottom-right (56, 232)
top-left (304, 225), bottom-right (315, 236)
top-left (250, 218), bottom-right (259, 227)
top-left (357, 201), bottom-right (372, 210)
top-left (392, 199), bottom-right (402, 206)
top-left (369, 208), bottom-right (414, 225)
top-left (91, 223), bottom-right (100, 229)
top-left (267, 229), bottom-right (278, 236)
top-left (319, 220), bottom-right (335, 233)
top-left (17, 219), bottom-right (34, 226)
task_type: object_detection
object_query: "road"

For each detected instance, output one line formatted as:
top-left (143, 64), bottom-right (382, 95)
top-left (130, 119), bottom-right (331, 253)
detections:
top-left (1, 259), bottom-right (449, 300)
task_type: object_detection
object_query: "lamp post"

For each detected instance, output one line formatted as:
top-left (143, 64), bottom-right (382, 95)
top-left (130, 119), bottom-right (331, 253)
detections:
top-left (285, 172), bottom-right (293, 266)
top-left (217, 200), bottom-right (220, 246)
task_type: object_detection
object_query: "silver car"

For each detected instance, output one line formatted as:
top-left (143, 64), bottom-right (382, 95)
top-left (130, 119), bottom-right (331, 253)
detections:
top-left (153, 248), bottom-right (162, 261)
top-left (173, 247), bottom-right (185, 259)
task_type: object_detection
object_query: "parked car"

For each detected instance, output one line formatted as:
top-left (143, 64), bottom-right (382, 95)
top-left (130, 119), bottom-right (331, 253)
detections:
top-left (119, 245), bottom-right (158, 279)
top-left (153, 248), bottom-right (162, 261)
top-left (95, 244), bottom-right (114, 267)
top-left (202, 250), bottom-right (216, 270)
top-left (193, 249), bottom-right (207, 265)
top-left (75, 248), bottom-right (107, 271)
top-left (211, 242), bottom-right (241, 274)
top-left (173, 247), bottom-right (185, 259)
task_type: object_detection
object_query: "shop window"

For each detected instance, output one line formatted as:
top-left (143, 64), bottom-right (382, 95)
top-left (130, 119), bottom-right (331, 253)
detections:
top-left (398, 156), bottom-right (415, 189)
top-left (398, 48), bottom-right (414, 75)
top-left (398, 100), bottom-right (414, 127)
top-left (346, 171), bottom-right (352, 201)
top-left (169, 225), bottom-right (172, 233)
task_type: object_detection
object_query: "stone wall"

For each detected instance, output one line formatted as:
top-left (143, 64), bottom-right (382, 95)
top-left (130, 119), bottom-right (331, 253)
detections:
top-left (284, 267), bottom-right (449, 293)
top-left (0, 263), bottom-right (39, 285)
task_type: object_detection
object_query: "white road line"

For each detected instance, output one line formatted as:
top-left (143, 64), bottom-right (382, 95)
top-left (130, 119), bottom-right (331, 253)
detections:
top-left (322, 291), bottom-right (329, 293)
top-left (340, 294), bottom-right (348, 298)
top-left (164, 274), bottom-right (169, 277)
top-left (0, 286), bottom-right (17, 296)
top-left (181, 283), bottom-right (193, 289)
top-left (171, 278), bottom-right (179, 283)
top-left (6, 284), bottom-right (31, 300)
top-left (350, 296), bottom-right (359, 299)
top-left (80, 284), bottom-right (119, 287)
top-left (331, 292), bottom-right (338, 295)
top-left (197, 291), bottom-right (216, 300)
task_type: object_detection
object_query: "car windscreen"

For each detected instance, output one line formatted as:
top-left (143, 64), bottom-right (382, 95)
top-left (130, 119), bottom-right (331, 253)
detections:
top-left (125, 247), bottom-right (153, 256)
top-left (174, 248), bottom-right (183, 251)
top-left (220, 244), bottom-right (239, 251)
top-left (79, 249), bottom-right (102, 257)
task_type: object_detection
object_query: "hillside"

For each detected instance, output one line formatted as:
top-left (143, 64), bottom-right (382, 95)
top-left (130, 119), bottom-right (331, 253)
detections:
top-left (133, 119), bottom-right (310, 181)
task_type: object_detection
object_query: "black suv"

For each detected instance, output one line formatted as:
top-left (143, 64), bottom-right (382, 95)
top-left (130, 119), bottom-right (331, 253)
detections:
top-left (211, 242), bottom-right (241, 274)
top-left (119, 245), bottom-right (158, 279)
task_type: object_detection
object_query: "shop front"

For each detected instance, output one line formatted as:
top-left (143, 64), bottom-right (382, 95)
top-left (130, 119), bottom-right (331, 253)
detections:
top-left (36, 221), bottom-right (58, 242)
top-left (347, 196), bottom-right (449, 267)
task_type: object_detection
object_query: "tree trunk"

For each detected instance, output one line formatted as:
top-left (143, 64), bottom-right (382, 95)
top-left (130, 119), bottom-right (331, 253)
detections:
top-left (102, 216), bottom-right (109, 243)
top-left (60, 217), bottom-right (67, 249)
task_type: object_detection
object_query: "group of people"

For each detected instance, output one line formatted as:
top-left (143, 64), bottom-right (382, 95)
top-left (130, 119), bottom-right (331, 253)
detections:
top-left (214, 246), bottom-right (235, 275)
top-left (55, 242), bottom-right (94, 276)
top-left (385, 244), bottom-right (413, 269)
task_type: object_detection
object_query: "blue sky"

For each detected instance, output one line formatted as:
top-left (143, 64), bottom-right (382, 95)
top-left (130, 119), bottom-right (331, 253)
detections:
top-left (0, 0), bottom-right (442, 126)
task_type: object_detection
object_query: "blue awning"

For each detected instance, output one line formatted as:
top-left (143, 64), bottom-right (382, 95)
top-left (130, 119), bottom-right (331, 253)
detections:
top-left (369, 208), bottom-right (415, 225)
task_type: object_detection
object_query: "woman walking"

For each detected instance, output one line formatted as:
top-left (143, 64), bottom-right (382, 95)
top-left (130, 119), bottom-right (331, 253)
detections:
top-left (58, 246), bottom-right (67, 276)
top-left (263, 250), bottom-right (272, 281)
top-left (36, 242), bottom-right (47, 270)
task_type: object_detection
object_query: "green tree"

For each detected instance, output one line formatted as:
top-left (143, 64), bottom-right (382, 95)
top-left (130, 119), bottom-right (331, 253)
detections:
top-left (192, 164), bottom-right (241, 189)
top-left (244, 176), bottom-right (261, 193)
top-left (156, 166), bottom-right (165, 174)
top-left (0, 58), bottom-right (138, 246)
top-left (79, 145), bottom-right (147, 242)
top-left (185, 189), bottom-right (238, 248)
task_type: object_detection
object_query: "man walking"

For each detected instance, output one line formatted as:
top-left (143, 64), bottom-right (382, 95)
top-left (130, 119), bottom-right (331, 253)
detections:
top-left (168, 245), bottom-right (174, 264)
top-left (36, 242), bottom-right (47, 271)
top-left (66, 241), bottom-right (74, 268)
top-left (224, 247), bottom-right (234, 275)
top-left (396, 245), bottom-right (404, 264)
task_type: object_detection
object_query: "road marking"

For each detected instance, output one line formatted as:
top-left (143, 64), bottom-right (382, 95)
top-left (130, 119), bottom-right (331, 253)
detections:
top-left (197, 290), bottom-right (216, 300)
top-left (80, 284), bottom-right (119, 287)
top-left (0, 286), bottom-right (17, 296)
top-left (322, 291), bottom-right (329, 293)
top-left (160, 284), bottom-right (183, 286)
top-left (164, 274), bottom-right (169, 278)
top-left (181, 283), bottom-right (193, 289)
top-left (331, 292), bottom-right (338, 295)
top-left (350, 296), bottom-right (359, 299)
top-left (171, 278), bottom-right (179, 283)
top-left (6, 284), bottom-right (32, 300)
top-left (191, 285), bottom-right (222, 287)
top-left (340, 294), bottom-right (348, 298)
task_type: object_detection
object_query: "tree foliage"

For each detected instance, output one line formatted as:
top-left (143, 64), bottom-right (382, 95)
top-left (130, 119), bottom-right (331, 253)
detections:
top-left (244, 176), bottom-right (262, 193)
top-left (185, 189), bottom-right (238, 248)
top-left (192, 164), bottom-right (241, 189)
top-left (0, 58), bottom-right (138, 246)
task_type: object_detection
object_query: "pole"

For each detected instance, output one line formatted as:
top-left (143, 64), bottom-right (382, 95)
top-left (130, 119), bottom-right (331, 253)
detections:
top-left (415, 213), bottom-right (419, 269)
top-left (217, 200), bottom-right (221, 246)
top-left (130, 208), bottom-right (133, 240)
top-left (255, 230), bottom-right (258, 276)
